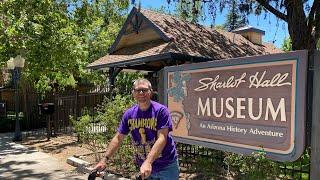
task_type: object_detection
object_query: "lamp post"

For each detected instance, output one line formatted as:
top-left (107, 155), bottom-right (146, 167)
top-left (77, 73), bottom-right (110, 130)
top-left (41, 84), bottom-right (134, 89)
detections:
top-left (7, 55), bottom-right (25, 142)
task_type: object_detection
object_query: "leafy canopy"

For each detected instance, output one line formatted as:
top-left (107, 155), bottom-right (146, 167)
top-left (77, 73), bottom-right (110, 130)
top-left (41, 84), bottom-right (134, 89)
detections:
top-left (0, 0), bottom-right (129, 94)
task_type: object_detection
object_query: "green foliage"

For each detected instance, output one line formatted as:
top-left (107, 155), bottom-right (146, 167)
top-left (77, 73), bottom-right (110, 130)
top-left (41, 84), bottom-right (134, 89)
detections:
top-left (178, 145), bottom-right (226, 178)
top-left (146, 5), bottom-right (171, 15)
top-left (163, 0), bottom-right (320, 51)
top-left (213, 25), bottom-right (225, 30)
top-left (282, 37), bottom-right (319, 52)
top-left (71, 109), bottom-right (107, 164)
top-left (113, 137), bottom-right (136, 175)
top-left (281, 38), bottom-right (320, 52)
top-left (71, 111), bottom-right (93, 142)
top-left (95, 95), bottom-right (134, 136)
top-left (192, 157), bottom-right (217, 178)
top-left (278, 148), bottom-right (310, 179)
top-left (147, 2), bottom-right (202, 24)
top-left (0, 0), bottom-right (129, 94)
top-left (95, 94), bottom-right (136, 175)
top-left (282, 38), bottom-right (292, 52)
top-left (192, 151), bottom-right (225, 178)
top-left (114, 72), bottom-right (143, 95)
top-left (224, 149), bottom-right (280, 179)
top-left (72, 94), bottom-right (136, 175)
top-left (175, 0), bottom-right (202, 23)
top-left (223, 0), bottom-right (247, 31)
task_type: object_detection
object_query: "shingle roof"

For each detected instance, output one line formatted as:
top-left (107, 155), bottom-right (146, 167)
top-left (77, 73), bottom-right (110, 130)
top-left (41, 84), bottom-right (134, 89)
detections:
top-left (87, 40), bottom-right (169, 68)
top-left (87, 8), bottom-right (282, 69)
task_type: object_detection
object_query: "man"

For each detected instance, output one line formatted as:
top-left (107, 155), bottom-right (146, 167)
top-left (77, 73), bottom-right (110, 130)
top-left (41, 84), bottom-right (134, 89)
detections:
top-left (94, 78), bottom-right (179, 179)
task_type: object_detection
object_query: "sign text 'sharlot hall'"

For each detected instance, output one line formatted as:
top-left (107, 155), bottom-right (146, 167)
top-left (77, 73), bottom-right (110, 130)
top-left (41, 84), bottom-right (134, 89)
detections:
top-left (164, 51), bottom-right (307, 162)
top-left (196, 71), bottom-right (289, 122)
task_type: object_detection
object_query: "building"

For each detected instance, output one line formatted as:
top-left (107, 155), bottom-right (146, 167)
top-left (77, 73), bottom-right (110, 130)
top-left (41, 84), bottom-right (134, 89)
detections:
top-left (87, 7), bottom-right (282, 95)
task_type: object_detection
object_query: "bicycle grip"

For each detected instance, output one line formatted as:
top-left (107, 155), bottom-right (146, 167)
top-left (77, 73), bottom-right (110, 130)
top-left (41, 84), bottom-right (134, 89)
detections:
top-left (88, 169), bottom-right (98, 180)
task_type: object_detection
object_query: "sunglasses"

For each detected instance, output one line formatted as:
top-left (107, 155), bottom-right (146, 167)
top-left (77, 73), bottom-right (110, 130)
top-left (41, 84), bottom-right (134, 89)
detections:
top-left (133, 88), bottom-right (150, 93)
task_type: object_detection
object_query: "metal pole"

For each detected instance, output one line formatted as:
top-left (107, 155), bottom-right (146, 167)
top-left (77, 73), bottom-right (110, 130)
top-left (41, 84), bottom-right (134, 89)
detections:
top-left (311, 50), bottom-right (320, 179)
top-left (13, 68), bottom-right (22, 141)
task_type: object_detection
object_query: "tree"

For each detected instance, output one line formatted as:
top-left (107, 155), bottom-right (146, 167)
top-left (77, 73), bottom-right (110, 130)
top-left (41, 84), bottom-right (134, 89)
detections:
top-left (281, 38), bottom-right (292, 52)
top-left (223, 0), bottom-right (247, 31)
top-left (0, 0), bottom-right (129, 94)
top-left (175, 0), bottom-right (202, 23)
top-left (133, 0), bottom-right (319, 52)
top-left (1, 0), bottom-right (79, 93)
top-left (282, 37), bottom-right (320, 52)
top-left (147, 1), bottom-right (202, 23)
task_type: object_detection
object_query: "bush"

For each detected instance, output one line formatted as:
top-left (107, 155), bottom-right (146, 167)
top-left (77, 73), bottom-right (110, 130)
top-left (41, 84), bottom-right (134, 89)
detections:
top-left (72, 94), bottom-right (136, 176)
top-left (224, 149), bottom-right (280, 179)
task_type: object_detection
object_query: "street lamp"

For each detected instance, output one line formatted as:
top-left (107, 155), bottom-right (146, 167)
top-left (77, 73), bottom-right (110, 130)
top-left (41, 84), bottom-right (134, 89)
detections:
top-left (7, 55), bottom-right (25, 142)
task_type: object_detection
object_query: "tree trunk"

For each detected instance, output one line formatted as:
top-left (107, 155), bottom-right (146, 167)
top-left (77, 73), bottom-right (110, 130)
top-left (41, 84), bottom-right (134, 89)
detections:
top-left (285, 0), bottom-right (318, 51)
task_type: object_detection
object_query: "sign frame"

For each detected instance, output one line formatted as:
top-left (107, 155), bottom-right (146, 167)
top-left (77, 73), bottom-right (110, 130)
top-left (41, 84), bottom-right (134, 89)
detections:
top-left (163, 50), bottom-right (308, 162)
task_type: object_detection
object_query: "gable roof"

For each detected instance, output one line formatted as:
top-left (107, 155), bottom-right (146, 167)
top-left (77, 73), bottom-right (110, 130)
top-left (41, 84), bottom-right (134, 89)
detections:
top-left (87, 7), bottom-right (282, 69)
top-left (108, 7), bottom-right (172, 54)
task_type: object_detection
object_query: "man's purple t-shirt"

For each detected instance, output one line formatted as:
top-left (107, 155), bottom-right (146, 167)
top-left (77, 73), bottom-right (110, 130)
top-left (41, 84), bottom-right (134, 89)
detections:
top-left (117, 101), bottom-right (177, 173)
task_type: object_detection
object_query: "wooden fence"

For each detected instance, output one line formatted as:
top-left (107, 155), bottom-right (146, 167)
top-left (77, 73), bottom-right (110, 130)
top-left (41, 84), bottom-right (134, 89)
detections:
top-left (0, 90), bottom-right (109, 134)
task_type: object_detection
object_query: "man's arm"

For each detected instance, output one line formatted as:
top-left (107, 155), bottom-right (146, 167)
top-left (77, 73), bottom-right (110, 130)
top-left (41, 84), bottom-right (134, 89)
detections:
top-left (94, 132), bottom-right (126, 170)
top-left (140, 128), bottom-right (169, 178)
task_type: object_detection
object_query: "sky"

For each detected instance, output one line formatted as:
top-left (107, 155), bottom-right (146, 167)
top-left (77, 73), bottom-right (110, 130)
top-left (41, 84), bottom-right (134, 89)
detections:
top-left (136, 0), bottom-right (289, 48)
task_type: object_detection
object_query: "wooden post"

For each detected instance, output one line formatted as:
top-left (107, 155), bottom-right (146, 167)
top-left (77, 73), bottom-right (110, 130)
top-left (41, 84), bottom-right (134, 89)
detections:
top-left (46, 115), bottom-right (51, 140)
top-left (109, 67), bottom-right (115, 93)
top-left (53, 93), bottom-right (57, 136)
top-left (311, 50), bottom-right (320, 179)
top-left (157, 69), bottom-right (164, 104)
top-left (108, 67), bottom-right (122, 98)
top-left (75, 90), bottom-right (79, 118)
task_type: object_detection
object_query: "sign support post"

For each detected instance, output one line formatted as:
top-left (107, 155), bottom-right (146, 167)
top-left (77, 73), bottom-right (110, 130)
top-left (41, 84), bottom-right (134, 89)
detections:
top-left (311, 51), bottom-right (320, 179)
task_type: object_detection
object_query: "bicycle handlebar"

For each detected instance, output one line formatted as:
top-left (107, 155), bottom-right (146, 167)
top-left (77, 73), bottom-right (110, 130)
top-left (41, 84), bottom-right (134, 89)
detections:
top-left (88, 169), bottom-right (98, 180)
top-left (88, 169), bottom-right (143, 180)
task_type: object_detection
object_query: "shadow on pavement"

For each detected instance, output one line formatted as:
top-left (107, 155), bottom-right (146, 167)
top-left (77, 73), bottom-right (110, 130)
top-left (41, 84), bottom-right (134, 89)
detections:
top-left (0, 133), bottom-right (86, 179)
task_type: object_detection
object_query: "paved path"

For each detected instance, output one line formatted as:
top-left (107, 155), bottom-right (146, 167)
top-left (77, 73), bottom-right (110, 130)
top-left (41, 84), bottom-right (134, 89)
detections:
top-left (0, 133), bottom-right (88, 180)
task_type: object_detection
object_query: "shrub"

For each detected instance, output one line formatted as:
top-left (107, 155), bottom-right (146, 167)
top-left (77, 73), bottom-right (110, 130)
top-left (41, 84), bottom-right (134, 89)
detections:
top-left (224, 149), bottom-right (281, 179)
top-left (72, 94), bottom-right (136, 176)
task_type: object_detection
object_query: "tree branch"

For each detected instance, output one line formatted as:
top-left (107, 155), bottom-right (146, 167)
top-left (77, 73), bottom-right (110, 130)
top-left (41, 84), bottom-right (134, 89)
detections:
top-left (314, 3), bottom-right (320, 42)
top-left (308, 0), bottom-right (320, 28)
top-left (308, 0), bottom-right (319, 22)
top-left (255, 0), bottom-right (287, 21)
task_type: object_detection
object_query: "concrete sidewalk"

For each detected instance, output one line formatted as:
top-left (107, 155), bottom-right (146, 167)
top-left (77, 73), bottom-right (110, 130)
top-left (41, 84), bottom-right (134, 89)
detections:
top-left (0, 133), bottom-right (88, 180)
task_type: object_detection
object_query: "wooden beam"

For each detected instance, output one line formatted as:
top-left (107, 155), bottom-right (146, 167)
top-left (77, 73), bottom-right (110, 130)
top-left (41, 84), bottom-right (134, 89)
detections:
top-left (117, 28), bottom-right (161, 49)
top-left (157, 69), bottom-right (164, 104)
top-left (123, 65), bottom-right (162, 71)
top-left (108, 67), bottom-right (122, 93)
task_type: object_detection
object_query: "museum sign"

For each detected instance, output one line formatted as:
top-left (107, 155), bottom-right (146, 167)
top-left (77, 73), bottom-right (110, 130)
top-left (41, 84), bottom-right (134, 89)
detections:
top-left (163, 50), bottom-right (307, 161)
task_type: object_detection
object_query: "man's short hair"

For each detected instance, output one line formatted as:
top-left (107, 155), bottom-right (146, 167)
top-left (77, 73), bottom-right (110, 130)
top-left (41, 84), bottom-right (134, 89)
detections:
top-left (133, 78), bottom-right (152, 90)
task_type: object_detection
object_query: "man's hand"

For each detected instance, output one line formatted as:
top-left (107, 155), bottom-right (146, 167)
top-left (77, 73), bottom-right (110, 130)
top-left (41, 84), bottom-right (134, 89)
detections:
top-left (140, 160), bottom-right (152, 179)
top-left (92, 159), bottom-right (107, 177)
top-left (93, 159), bottom-right (106, 171)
